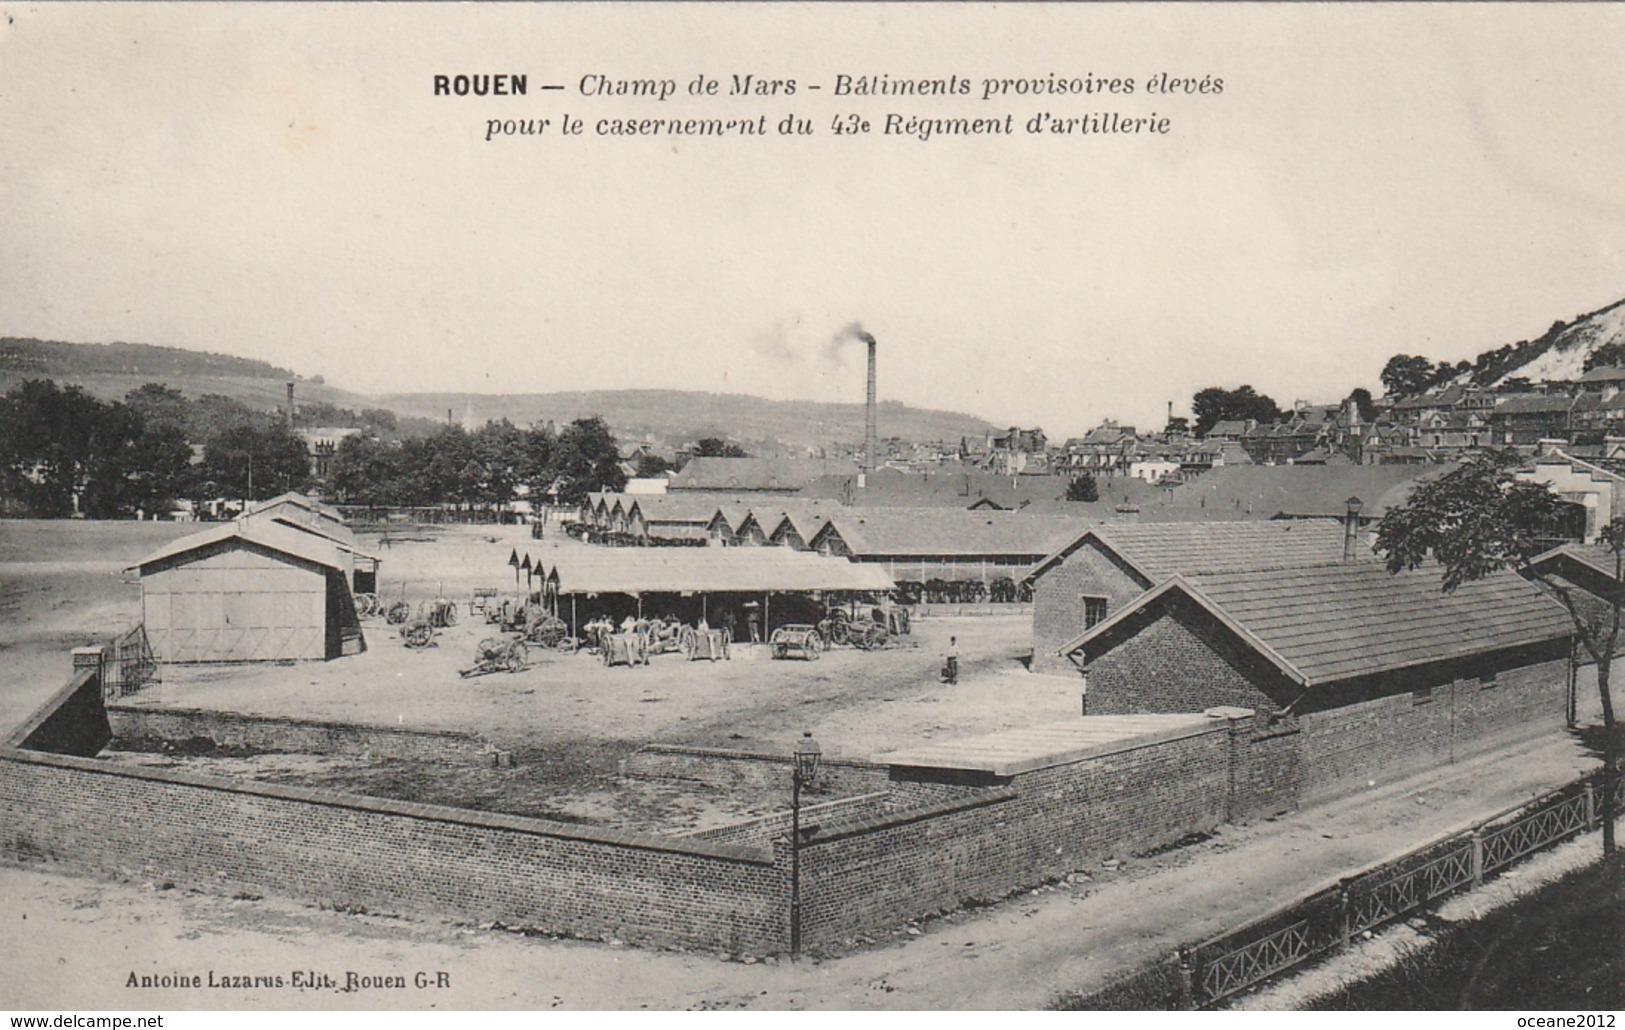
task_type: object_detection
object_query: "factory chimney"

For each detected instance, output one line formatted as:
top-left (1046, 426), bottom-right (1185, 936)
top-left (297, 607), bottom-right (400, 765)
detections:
top-left (863, 331), bottom-right (878, 481)
top-left (286, 382), bottom-right (296, 430)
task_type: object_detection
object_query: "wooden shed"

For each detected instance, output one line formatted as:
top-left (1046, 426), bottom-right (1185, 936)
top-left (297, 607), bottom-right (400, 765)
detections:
top-left (127, 520), bottom-right (365, 663)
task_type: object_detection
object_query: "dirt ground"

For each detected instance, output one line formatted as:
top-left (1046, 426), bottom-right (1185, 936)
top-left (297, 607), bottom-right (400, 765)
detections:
top-left (1, 518), bottom-right (1618, 1010)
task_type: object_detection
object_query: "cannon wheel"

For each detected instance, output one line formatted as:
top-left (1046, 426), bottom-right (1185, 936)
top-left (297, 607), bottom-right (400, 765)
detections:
top-left (504, 640), bottom-right (528, 672)
top-left (441, 601), bottom-right (458, 627)
top-left (828, 620), bottom-right (851, 646)
top-left (402, 621), bottom-right (435, 648)
top-left (385, 600), bottom-right (412, 625)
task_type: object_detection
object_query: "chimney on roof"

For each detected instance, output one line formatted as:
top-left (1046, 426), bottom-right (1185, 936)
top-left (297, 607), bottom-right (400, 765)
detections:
top-left (1343, 496), bottom-right (1363, 564)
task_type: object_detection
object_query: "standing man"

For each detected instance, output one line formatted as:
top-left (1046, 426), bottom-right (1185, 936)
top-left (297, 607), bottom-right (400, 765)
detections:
top-left (945, 635), bottom-right (959, 685)
top-left (747, 606), bottom-right (761, 644)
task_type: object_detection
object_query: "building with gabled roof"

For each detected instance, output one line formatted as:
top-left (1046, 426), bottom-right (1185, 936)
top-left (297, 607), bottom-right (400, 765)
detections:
top-left (810, 509), bottom-right (1083, 585)
top-left (1054, 563), bottom-right (1573, 797)
top-left (1025, 520), bottom-right (1354, 676)
top-left (126, 519), bottom-right (367, 663)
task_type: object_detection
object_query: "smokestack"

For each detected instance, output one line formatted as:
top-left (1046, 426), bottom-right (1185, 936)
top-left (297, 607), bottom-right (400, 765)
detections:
top-left (864, 333), bottom-right (877, 475)
top-left (286, 382), bottom-right (295, 429)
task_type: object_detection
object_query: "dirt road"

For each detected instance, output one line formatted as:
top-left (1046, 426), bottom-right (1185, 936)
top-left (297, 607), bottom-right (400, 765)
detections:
top-left (1, 729), bottom-right (1599, 1010)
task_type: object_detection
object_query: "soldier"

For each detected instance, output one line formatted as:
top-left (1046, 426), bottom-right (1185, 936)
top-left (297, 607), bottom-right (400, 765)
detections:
top-left (945, 636), bottom-right (959, 685)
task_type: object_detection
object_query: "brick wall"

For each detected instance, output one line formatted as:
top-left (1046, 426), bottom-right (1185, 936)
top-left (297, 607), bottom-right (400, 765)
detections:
top-left (1296, 652), bottom-right (1569, 802)
top-left (0, 746), bottom-right (788, 953)
top-left (108, 705), bottom-right (492, 766)
top-left (621, 744), bottom-right (889, 797)
top-left (797, 720), bottom-right (1245, 948)
top-left (6, 665), bottom-right (111, 758)
top-left (1082, 597), bottom-right (1286, 715)
top-left (1030, 540), bottom-right (1147, 677)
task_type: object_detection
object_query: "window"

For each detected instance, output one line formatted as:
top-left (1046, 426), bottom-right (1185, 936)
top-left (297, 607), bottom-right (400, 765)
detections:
top-left (1082, 595), bottom-right (1109, 631)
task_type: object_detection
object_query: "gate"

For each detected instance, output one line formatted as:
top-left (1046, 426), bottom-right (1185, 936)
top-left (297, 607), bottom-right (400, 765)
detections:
top-left (103, 624), bottom-right (159, 699)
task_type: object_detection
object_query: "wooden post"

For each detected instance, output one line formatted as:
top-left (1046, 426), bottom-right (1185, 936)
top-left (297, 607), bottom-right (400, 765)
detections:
top-left (1585, 781), bottom-right (1597, 831)
top-left (1176, 948), bottom-right (1197, 1010)
top-left (1337, 884), bottom-right (1352, 952)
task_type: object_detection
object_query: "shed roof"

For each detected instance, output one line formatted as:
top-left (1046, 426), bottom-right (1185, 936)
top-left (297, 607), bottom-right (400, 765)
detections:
top-left (1150, 464), bottom-right (1453, 520)
top-left (815, 509), bottom-right (1084, 558)
top-left (549, 548), bottom-right (894, 595)
top-left (127, 519), bottom-right (348, 573)
top-left (628, 493), bottom-right (729, 524)
top-left (1059, 563), bottom-right (1571, 686)
top-left (1027, 519), bottom-right (1352, 583)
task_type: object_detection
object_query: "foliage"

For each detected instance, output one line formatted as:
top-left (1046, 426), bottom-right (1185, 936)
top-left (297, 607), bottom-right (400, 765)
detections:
top-left (1584, 341), bottom-right (1625, 373)
top-left (1066, 474), bottom-right (1100, 503)
top-left (1344, 387), bottom-right (1379, 422)
top-left (1192, 385), bottom-right (1284, 437)
top-left (199, 424), bottom-right (311, 502)
top-left (635, 453), bottom-right (674, 478)
top-left (1375, 451), bottom-right (1620, 855)
top-left (1164, 416), bottom-right (1190, 437)
top-left (1380, 354), bottom-right (1437, 399)
top-left (693, 437), bottom-right (749, 458)
top-left (552, 417), bottom-right (626, 504)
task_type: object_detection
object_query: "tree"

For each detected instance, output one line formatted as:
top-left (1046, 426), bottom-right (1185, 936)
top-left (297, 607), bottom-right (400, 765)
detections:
top-left (1192, 385), bottom-right (1284, 437)
top-left (1585, 342), bottom-right (1625, 374)
top-left (1164, 416), bottom-right (1190, 438)
top-left (550, 417), bottom-right (625, 504)
top-left (1380, 354), bottom-right (1437, 399)
top-left (1375, 451), bottom-right (1620, 857)
top-left (1344, 387), bottom-right (1379, 423)
top-left (1066, 474), bottom-right (1099, 503)
top-left (201, 424), bottom-right (310, 503)
top-left (694, 437), bottom-right (749, 458)
top-left (636, 453), bottom-right (675, 478)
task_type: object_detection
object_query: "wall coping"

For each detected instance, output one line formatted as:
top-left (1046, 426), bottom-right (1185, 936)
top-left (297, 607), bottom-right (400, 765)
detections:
top-left (0, 744), bottom-right (774, 866)
top-left (3, 670), bottom-right (99, 750)
top-left (108, 702), bottom-right (485, 746)
top-left (629, 743), bottom-right (885, 770)
top-left (807, 786), bottom-right (1020, 845)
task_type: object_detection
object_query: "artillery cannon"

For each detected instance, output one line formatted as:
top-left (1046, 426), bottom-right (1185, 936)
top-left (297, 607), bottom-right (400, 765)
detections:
top-left (601, 630), bottom-right (648, 668)
top-left (460, 635), bottom-right (529, 677)
top-left (353, 592), bottom-right (381, 618)
top-left (686, 627), bottom-right (731, 662)
top-left (399, 617), bottom-right (436, 648)
top-left (769, 624), bottom-right (821, 661)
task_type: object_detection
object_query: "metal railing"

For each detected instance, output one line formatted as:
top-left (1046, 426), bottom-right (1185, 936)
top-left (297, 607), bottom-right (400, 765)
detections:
top-left (1185, 770), bottom-right (1619, 1007)
top-left (102, 623), bottom-right (159, 699)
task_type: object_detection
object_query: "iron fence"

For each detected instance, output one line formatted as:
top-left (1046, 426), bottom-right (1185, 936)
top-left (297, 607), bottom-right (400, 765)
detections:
top-left (1185, 770), bottom-right (1616, 1007)
top-left (102, 623), bottom-right (158, 699)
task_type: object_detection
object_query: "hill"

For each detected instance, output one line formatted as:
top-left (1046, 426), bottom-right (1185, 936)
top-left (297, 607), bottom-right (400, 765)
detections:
top-left (377, 389), bottom-right (997, 452)
top-left (0, 338), bottom-right (997, 448)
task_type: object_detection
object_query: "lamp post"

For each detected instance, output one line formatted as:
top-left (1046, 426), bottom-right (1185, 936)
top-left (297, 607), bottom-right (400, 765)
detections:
top-left (790, 730), bottom-right (822, 959)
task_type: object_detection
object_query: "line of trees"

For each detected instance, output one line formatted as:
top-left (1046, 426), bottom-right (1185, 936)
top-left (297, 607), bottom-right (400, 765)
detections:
top-left (0, 377), bottom-right (629, 518)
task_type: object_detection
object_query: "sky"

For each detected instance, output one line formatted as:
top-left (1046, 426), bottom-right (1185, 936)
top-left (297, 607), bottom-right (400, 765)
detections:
top-left (4, 3), bottom-right (1625, 438)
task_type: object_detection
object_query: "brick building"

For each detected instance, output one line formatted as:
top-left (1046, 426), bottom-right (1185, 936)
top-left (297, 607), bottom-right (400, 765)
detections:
top-left (1054, 563), bottom-right (1573, 797)
top-left (1025, 520), bottom-right (1351, 676)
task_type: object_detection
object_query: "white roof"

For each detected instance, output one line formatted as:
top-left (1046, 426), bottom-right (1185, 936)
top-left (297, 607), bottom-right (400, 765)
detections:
top-left (126, 519), bottom-right (348, 573)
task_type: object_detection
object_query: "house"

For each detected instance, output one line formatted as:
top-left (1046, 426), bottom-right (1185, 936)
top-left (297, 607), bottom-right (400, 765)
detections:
top-left (1514, 450), bottom-right (1625, 544)
top-left (1054, 562), bottom-right (1573, 798)
top-left (126, 519), bottom-right (367, 663)
top-left (295, 427), bottom-right (364, 479)
top-left (1024, 520), bottom-right (1353, 676)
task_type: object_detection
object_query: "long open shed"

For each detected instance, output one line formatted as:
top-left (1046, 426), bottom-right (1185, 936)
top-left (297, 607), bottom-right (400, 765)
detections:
top-left (539, 548), bottom-right (894, 635)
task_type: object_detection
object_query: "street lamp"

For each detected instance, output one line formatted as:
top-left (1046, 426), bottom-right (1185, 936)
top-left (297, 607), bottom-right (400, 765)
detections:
top-left (790, 730), bottom-right (822, 959)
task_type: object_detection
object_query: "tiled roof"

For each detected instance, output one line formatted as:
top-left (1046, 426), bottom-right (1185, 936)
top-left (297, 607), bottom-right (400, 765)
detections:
top-left (1151, 464), bottom-right (1453, 519)
top-left (1061, 563), bottom-right (1570, 685)
top-left (628, 494), bottom-right (730, 524)
top-left (668, 457), bottom-right (858, 491)
top-left (1029, 519), bottom-right (1351, 583)
top-left (817, 509), bottom-right (1085, 558)
top-left (548, 547), bottom-right (894, 595)
top-left (1577, 365), bottom-right (1625, 384)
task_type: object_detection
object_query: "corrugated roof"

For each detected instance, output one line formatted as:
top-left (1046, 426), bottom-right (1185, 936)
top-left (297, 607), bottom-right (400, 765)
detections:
top-left (816, 509), bottom-right (1085, 559)
top-left (127, 519), bottom-right (347, 573)
top-left (551, 548), bottom-right (894, 595)
top-left (1060, 563), bottom-right (1571, 686)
